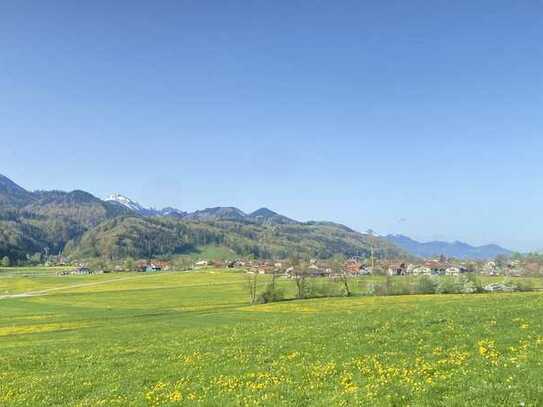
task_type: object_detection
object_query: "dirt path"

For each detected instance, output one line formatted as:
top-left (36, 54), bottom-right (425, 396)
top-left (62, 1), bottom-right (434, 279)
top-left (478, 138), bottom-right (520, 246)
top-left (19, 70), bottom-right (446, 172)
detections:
top-left (0, 274), bottom-right (160, 300)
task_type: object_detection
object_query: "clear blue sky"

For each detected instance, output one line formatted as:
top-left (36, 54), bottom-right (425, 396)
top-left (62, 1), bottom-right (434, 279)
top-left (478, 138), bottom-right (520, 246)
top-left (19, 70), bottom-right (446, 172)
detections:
top-left (1, 1), bottom-right (542, 251)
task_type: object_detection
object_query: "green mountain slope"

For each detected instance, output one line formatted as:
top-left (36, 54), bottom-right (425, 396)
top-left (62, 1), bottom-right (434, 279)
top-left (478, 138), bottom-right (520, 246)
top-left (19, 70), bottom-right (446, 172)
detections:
top-left (64, 216), bottom-right (404, 260)
top-left (0, 174), bottom-right (406, 262)
top-left (0, 176), bottom-right (131, 260)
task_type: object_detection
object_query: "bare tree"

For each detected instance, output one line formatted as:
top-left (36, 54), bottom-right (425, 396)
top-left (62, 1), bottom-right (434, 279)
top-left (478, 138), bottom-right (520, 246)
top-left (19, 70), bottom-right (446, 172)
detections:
top-left (332, 255), bottom-right (351, 297)
top-left (246, 272), bottom-right (258, 304)
top-left (294, 269), bottom-right (307, 299)
top-left (288, 256), bottom-right (307, 299)
top-left (271, 266), bottom-right (278, 290)
top-left (293, 260), bottom-right (311, 299)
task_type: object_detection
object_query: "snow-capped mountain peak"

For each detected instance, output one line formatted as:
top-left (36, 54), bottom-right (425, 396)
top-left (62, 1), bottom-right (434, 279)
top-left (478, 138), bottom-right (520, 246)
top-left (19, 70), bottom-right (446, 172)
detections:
top-left (106, 193), bottom-right (146, 212)
top-left (106, 193), bottom-right (187, 218)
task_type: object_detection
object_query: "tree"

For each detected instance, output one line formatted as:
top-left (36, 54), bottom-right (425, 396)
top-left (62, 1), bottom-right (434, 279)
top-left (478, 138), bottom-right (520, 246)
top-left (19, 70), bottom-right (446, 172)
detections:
top-left (287, 256), bottom-right (308, 299)
top-left (293, 269), bottom-right (307, 299)
top-left (123, 257), bottom-right (136, 272)
top-left (291, 258), bottom-right (311, 299)
top-left (1, 256), bottom-right (11, 267)
top-left (29, 252), bottom-right (42, 266)
top-left (88, 258), bottom-right (107, 273)
top-left (246, 272), bottom-right (258, 304)
top-left (495, 254), bottom-right (508, 268)
top-left (332, 255), bottom-right (351, 297)
top-left (172, 256), bottom-right (192, 271)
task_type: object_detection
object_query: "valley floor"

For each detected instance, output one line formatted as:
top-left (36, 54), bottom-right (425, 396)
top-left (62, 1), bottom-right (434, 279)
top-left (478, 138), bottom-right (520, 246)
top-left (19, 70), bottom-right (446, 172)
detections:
top-left (1, 269), bottom-right (543, 406)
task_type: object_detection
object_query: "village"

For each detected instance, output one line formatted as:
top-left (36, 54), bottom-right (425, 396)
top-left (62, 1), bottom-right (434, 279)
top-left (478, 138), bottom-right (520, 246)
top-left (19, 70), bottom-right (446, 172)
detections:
top-left (56, 255), bottom-right (528, 278)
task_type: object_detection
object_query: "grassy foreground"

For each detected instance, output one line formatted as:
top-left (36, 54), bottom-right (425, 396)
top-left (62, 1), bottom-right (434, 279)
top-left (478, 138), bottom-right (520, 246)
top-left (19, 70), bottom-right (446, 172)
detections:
top-left (1, 269), bottom-right (543, 406)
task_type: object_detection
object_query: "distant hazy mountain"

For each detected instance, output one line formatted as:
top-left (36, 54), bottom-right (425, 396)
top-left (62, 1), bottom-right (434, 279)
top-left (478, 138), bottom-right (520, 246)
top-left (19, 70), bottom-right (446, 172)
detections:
top-left (246, 208), bottom-right (298, 225)
top-left (184, 207), bottom-right (247, 222)
top-left (158, 207), bottom-right (188, 218)
top-left (385, 234), bottom-right (512, 260)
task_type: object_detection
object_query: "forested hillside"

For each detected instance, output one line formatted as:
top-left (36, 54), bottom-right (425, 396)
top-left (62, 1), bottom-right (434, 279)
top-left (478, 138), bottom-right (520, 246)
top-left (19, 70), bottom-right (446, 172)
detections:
top-left (64, 216), bottom-right (403, 260)
top-left (0, 174), bottom-right (405, 262)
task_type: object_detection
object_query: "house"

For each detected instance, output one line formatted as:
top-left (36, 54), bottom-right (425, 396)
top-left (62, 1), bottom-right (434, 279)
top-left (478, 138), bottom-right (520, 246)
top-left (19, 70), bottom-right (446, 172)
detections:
top-left (412, 266), bottom-right (432, 276)
top-left (482, 261), bottom-right (498, 276)
top-left (226, 259), bottom-right (246, 268)
top-left (72, 266), bottom-right (92, 275)
top-left (344, 259), bottom-right (362, 275)
top-left (406, 264), bottom-right (418, 275)
top-left (284, 265), bottom-right (330, 278)
top-left (194, 260), bottom-right (209, 268)
top-left (388, 263), bottom-right (407, 276)
top-left (445, 266), bottom-right (461, 276)
top-left (285, 266), bottom-right (295, 277)
top-left (424, 260), bottom-right (447, 275)
top-left (145, 263), bottom-right (161, 272)
top-left (307, 264), bottom-right (330, 277)
top-left (359, 266), bottom-right (372, 275)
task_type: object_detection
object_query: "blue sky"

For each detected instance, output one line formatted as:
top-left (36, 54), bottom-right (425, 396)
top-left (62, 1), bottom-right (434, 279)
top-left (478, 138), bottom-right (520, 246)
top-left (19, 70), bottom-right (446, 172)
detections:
top-left (1, 1), bottom-right (542, 251)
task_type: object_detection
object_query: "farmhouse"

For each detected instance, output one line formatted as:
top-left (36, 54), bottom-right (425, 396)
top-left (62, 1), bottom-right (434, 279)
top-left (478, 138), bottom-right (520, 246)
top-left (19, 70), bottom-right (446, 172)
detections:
top-left (344, 259), bottom-right (362, 275)
top-left (359, 266), bottom-right (372, 275)
top-left (72, 266), bottom-right (92, 275)
top-left (424, 260), bottom-right (447, 275)
top-left (145, 263), bottom-right (161, 272)
top-left (195, 260), bottom-right (209, 268)
top-left (388, 262), bottom-right (407, 276)
top-left (412, 266), bottom-right (432, 276)
top-left (226, 259), bottom-right (246, 268)
top-left (136, 260), bottom-right (169, 272)
top-left (307, 264), bottom-right (330, 277)
top-left (482, 261), bottom-right (498, 275)
top-left (445, 266), bottom-right (461, 276)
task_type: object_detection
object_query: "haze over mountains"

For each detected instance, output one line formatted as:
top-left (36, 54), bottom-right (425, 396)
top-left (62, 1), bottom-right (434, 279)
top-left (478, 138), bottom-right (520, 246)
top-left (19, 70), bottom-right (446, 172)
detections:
top-left (385, 234), bottom-right (512, 260)
top-left (107, 192), bottom-right (514, 260)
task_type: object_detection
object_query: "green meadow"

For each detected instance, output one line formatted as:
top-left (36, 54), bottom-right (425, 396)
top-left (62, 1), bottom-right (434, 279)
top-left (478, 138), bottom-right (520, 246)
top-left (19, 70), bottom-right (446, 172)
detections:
top-left (1, 269), bottom-right (543, 406)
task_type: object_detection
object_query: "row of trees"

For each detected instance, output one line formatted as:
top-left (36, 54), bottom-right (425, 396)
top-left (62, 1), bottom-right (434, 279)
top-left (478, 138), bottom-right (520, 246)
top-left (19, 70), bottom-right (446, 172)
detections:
top-left (246, 255), bottom-right (353, 304)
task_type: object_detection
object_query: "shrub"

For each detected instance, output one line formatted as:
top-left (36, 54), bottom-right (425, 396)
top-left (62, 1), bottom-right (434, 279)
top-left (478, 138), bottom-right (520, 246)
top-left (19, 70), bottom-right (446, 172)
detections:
top-left (459, 276), bottom-right (478, 293)
top-left (435, 277), bottom-right (464, 294)
top-left (304, 279), bottom-right (343, 298)
top-left (1, 256), bottom-right (11, 267)
top-left (371, 282), bottom-right (389, 296)
top-left (464, 273), bottom-right (483, 292)
top-left (434, 276), bottom-right (477, 294)
top-left (256, 284), bottom-right (285, 304)
top-left (515, 278), bottom-right (535, 292)
top-left (411, 276), bottom-right (438, 294)
top-left (389, 278), bottom-right (411, 295)
top-left (364, 282), bottom-right (376, 296)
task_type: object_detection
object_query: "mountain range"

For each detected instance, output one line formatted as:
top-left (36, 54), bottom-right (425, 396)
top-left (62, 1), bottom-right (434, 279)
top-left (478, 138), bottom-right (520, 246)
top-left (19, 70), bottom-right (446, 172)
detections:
top-left (385, 234), bottom-right (512, 260)
top-left (0, 174), bottom-right (404, 262)
top-left (106, 193), bottom-right (188, 218)
top-left (106, 193), bottom-right (298, 224)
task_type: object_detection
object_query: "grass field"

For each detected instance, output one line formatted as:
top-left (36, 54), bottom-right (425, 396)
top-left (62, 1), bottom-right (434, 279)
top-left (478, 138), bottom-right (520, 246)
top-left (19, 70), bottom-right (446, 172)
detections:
top-left (1, 269), bottom-right (543, 406)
